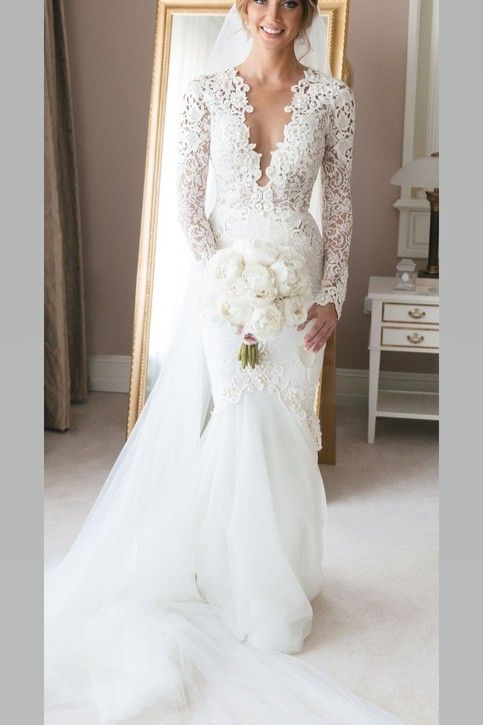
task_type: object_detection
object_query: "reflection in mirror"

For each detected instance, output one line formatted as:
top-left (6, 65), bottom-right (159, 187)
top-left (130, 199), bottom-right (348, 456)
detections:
top-left (128, 1), bottom-right (350, 463)
top-left (395, 0), bottom-right (439, 258)
top-left (147, 14), bottom-right (225, 393)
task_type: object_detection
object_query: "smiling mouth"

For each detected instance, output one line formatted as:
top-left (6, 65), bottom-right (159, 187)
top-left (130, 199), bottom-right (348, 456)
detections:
top-left (260, 26), bottom-right (284, 37)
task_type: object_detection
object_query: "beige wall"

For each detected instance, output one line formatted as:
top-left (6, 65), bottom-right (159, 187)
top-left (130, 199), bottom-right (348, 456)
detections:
top-left (64, 0), bottom-right (437, 374)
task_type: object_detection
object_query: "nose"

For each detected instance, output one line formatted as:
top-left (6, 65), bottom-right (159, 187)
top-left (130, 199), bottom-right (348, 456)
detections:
top-left (264, 1), bottom-right (282, 24)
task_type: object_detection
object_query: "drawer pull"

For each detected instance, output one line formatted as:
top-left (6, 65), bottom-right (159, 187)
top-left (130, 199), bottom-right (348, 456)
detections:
top-left (407, 333), bottom-right (425, 345)
top-left (408, 308), bottom-right (426, 319)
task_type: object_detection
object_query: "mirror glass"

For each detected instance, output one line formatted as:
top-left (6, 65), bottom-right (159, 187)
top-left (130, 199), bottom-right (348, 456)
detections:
top-left (128, 3), bottom-right (343, 445)
top-left (147, 14), bottom-right (226, 393)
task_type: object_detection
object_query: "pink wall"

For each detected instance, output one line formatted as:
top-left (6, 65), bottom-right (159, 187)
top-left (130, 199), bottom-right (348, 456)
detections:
top-left (63, 0), bottom-right (157, 357)
top-left (64, 0), bottom-right (438, 374)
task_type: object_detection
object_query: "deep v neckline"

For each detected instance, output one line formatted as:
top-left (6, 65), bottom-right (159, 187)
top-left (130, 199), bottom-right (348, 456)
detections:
top-left (230, 65), bottom-right (309, 189)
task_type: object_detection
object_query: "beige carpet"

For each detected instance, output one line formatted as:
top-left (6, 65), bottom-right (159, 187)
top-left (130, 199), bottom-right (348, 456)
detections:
top-left (45, 392), bottom-right (438, 725)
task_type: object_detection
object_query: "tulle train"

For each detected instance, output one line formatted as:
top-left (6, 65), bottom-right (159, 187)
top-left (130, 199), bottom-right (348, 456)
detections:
top-left (44, 268), bottom-right (402, 724)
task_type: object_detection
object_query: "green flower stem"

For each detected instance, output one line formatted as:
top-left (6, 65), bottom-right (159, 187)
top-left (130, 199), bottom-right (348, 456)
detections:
top-left (238, 341), bottom-right (259, 369)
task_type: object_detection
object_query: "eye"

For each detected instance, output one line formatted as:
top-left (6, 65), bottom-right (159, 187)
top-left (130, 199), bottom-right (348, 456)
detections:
top-left (253, 0), bottom-right (299, 6)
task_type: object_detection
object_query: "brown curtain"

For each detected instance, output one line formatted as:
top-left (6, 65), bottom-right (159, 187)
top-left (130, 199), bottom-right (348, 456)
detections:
top-left (44, 0), bottom-right (87, 431)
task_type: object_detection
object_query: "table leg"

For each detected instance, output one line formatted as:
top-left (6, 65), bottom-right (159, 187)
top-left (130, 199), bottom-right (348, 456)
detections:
top-left (368, 347), bottom-right (381, 444)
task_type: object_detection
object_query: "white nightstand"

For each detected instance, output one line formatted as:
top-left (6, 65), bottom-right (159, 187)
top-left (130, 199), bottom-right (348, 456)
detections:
top-left (365, 276), bottom-right (439, 444)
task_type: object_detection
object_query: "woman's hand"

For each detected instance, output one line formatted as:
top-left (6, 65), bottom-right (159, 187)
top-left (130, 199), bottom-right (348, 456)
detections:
top-left (297, 302), bottom-right (338, 352)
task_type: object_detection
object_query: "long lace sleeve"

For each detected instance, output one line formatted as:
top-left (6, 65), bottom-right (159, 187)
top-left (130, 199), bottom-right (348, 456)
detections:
top-left (176, 76), bottom-right (218, 265)
top-left (314, 81), bottom-right (356, 319)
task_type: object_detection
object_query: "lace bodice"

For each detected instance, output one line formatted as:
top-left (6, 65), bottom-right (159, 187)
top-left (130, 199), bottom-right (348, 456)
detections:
top-left (176, 65), bottom-right (355, 318)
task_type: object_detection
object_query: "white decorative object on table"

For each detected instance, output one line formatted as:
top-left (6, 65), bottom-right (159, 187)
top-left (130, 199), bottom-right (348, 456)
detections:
top-left (395, 258), bottom-right (416, 290)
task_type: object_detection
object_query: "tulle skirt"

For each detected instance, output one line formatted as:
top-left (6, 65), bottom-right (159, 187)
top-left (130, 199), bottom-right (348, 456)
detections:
top-left (44, 266), bottom-right (403, 724)
top-left (194, 390), bottom-right (326, 654)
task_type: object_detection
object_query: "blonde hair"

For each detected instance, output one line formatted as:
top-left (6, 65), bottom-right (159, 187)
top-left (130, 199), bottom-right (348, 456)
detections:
top-left (235, 0), bottom-right (319, 56)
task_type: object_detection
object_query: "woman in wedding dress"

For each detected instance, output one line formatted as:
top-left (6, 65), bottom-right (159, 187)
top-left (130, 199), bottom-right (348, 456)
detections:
top-left (45, 1), bottom-right (403, 723)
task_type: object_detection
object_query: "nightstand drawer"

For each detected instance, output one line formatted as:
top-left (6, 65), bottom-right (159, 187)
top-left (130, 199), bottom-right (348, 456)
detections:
top-left (382, 302), bottom-right (439, 325)
top-left (381, 327), bottom-right (439, 349)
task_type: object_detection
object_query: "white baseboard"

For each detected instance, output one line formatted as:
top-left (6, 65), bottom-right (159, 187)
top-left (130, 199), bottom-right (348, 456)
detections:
top-left (88, 355), bottom-right (439, 407)
top-left (88, 355), bottom-right (132, 393)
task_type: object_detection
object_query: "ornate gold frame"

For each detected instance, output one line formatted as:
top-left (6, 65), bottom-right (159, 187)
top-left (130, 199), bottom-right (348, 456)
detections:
top-left (126, 0), bottom-right (352, 465)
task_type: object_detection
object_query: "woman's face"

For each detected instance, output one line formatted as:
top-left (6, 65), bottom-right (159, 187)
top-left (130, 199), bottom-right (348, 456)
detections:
top-left (245, 0), bottom-right (304, 51)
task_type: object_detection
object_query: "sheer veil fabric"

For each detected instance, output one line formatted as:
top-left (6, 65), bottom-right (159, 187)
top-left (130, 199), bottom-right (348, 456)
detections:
top-left (44, 4), bottom-right (403, 723)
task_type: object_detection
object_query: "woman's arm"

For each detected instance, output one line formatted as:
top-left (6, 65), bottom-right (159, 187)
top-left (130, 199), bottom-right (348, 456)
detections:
top-left (176, 76), bottom-right (218, 265)
top-left (314, 81), bottom-right (356, 319)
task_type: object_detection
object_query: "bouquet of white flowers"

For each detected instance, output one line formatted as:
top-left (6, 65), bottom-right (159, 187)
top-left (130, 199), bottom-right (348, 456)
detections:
top-left (204, 240), bottom-right (312, 368)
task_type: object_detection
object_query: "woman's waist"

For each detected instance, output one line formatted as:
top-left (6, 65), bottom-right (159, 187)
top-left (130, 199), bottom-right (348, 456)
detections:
top-left (208, 203), bottom-right (320, 244)
top-left (208, 203), bottom-right (324, 287)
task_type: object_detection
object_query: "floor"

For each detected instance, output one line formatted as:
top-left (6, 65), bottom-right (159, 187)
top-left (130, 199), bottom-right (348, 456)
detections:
top-left (45, 393), bottom-right (438, 725)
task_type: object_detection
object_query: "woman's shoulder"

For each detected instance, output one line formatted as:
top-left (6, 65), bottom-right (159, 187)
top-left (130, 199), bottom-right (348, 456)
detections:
top-left (306, 67), bottom-right (352, 96)
top-left (182, 68), bottom-right (231, 97)
top-left (307, 68), bottom-right (355, 121)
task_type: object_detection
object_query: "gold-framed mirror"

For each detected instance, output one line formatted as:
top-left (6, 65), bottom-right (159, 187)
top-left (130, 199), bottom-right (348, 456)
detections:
top-left (127, 0), bottom-right (352, 465)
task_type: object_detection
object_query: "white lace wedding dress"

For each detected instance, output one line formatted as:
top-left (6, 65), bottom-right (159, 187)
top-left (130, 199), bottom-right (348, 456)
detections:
top-left (44, 66), bottom-right (403, 724)
top-left (179, 64), bottom-right (351, 652)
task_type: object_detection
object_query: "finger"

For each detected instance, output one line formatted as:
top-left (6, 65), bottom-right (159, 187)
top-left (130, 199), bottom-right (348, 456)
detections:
top-left (313, 327), bottom-right (334, 352)
top-left (316, 325), bottom-right (335, 352)
top-left (304, 320), bottom-right (329, 346)
top-left (310, 326), bottom-right (334, 351)
top-left (313, 341), bottom-right (326, 353)
top-left (303, 326), bottom-right (321, 347)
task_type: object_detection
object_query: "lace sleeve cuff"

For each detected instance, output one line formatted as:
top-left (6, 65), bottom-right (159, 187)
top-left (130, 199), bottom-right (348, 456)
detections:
top-left (313, 284), bottom-right (346, 320)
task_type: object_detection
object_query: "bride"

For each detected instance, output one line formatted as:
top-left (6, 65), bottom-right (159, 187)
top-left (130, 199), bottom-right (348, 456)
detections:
top-left (45, 1), bottom-right (402, 723)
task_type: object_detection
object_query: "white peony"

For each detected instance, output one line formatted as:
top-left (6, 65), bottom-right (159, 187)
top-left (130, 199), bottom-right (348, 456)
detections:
top-left (275, 260), bottom-right (308, 297)
top-left (248, 303), bottom-right (283, 340)
top-left (240, 240), bottom-right (279, 266)
top-left (243, 263), bottom-right (278, 308)
top-left (269, 259), bottom-right (291, 295)
top-left (217, 290), bottom-right (253, 326)
top-left (206, 248), bottom-right (244, 290)
top-left (233, 273), bottom-right (250, 298)
top-left (282, 295), bottom-right (310, 326)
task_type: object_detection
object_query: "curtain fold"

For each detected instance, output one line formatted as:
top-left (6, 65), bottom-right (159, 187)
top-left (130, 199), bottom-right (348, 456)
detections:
top-left (44, 0), bottom-right (87, 431)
